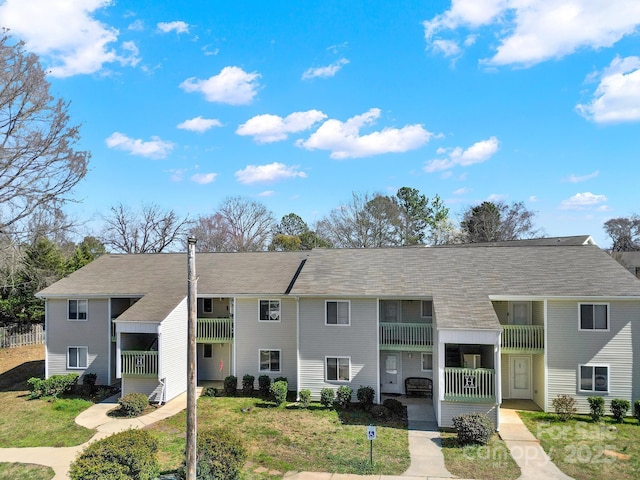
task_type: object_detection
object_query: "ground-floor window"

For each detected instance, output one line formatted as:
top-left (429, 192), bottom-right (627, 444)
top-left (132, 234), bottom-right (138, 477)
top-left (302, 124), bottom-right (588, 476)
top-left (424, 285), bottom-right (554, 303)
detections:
top-left (259, 349), bottom-right (281, 372)
top-left (68, 346), bottom-right (88, 369)
top-left (579, 364), bottom-right (609, 392)
top-left (421, 353), bottom-right (433, 371)
top-left (203, 344), bottom-right (213, 358)
top-left (326, 356), bottom-right (350, 381)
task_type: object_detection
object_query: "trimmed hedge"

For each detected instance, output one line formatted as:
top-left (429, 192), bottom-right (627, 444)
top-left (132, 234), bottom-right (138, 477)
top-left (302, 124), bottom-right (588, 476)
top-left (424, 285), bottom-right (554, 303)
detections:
top-left (176, 428), bottom-right (246, 480)
top-left (320, 388), bottom-right (334, 408)
top-left (224, 376), bottom-right (237, 396)
top-left (335, 386), bottom-right (352, 408)
top-left (357, 386), bottom-right (375, 411)
top-left (634, 400), bottom-right (640, 422)
top-left (242, 374), bottom-right (255, 396)
top-left (611, 398), bottom-right (630, 422)
top-left (27, 373), bottom-right (79, 399)
top-left (552, 394), bottom-right (577, 421)
top-left (118, 393), bottom-right (149, 417)
top-left (299, 389), bottom-right (311, 408)
top-left (270, 380), bottom-right (288, 406)
top-left (382, 398), bottom-right (404, 417)
top-left (258, 375), bottom-right (271, 397)
top-left (587, 396), bottom-right (605, 422)
top-left (452, 413), bottom-right (494, 445)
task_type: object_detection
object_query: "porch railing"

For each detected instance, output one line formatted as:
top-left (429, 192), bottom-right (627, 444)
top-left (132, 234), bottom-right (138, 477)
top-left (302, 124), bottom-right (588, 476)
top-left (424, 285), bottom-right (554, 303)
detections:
top-left (444, 367), bottom-right (495, 402)
top-left (197, 318), bottom-right (233, 342)
top-left (380, 322), bottom-right (432, 351)
top-left (501, 325), bottom-right (544, 353)
top-left (121, 350), bottom-right (158, 377)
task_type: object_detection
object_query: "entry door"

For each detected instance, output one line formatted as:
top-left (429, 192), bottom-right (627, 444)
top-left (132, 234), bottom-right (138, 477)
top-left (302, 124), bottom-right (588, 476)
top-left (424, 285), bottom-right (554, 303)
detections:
top-left (381, 353), bottom-right (401, 394)
top-left (510, 356), bottom-right (531, 399)
top-left (510, 302), bottom-right (531, 325)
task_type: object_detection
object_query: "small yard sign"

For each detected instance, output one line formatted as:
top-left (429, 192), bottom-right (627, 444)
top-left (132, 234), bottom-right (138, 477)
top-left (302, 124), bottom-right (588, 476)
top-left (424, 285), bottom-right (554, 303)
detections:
top-left (366, 425), bottom-right (377, 440)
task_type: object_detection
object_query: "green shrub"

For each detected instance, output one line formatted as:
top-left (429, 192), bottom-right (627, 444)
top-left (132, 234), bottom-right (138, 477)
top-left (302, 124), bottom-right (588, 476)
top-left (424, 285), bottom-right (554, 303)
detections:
top-left (176, 428), bottom-right (246, 480)
top-left (371, 405), bottom-right (390, 421)
top-left (258, 375), bottom-right (271, 397)
top-left (82, 373), bottom-right (98, 394)
top-left (242, 374), bottom-right (255, 396)
top-left (452, 413), bottom-right (494, 445)
top-left (357, 386), bottom-right (375, 411)
top-left (552, 394), bottom-right (577, 421)
top-left (320, 388), bottom-right (335, 408)
top-left (587, 396), bottom-right (605, 422)
top-left (299, 389), bottom-right (311, 408)
top-left (69, 429), bottom-right (159, 480)
top-left (270, 380), bottom-right (288, 406)
top-left (118, 393), bottom-right (149, 417)
top-left (382, 398), bottom-right (404, 417)
top-left (634, 400), bottom-right (640, 422)
top-left (611, 398), bottom-right (630, 422)
top-left (273, 376), bottom-right (288, 384)
top-left (335, 385), bottom-right (352, 408)
top-left (27, 373), bottom-right (79, 399)
top-left (224, 376), bottom-right (237, 396)
top-left (202, 387), bottom-right (220, 397)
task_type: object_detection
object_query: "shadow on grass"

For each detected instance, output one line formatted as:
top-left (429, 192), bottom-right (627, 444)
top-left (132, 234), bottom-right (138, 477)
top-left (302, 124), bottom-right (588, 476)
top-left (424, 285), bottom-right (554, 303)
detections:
top-left (0, 360), bottom-right (44, 392)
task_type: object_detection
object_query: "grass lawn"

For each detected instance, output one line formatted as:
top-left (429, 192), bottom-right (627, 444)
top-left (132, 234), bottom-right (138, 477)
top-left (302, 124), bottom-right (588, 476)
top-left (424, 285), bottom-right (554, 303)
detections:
top-left (519, 411), bottom-right (640, 480)
top-left (147, 395), bottom-right (410, 476)
top-left (440, 432), bottom-right (520, 480)
top-left (0, 462), bottom-right (54, 480)
top-left (0, 345), bottom-right (96, 448)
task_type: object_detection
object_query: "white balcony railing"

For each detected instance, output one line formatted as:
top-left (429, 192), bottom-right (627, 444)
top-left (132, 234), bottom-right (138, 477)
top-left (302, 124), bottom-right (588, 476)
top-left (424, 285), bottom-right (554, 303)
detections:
top-left (197, 318), bottom-right (233, 342)
top-left (121, 350), bottom-right (158, 377)
top-left (501, 325), bottom-right (544, 352)
top-left (380, 322), bottom-right (432, 351)
top-left (444, 367), bottom-right (495, 402)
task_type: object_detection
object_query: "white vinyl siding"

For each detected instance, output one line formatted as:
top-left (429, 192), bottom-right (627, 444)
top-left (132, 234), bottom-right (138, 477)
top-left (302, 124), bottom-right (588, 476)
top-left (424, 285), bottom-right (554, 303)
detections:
top-left (440, 401), bottom-right (498, 428)
top-left (67, 346), bottom-right (88, 369)
top-left (122, 377), bottom-right (162, 401)
top-left (259, 299), bottom-right (281, 322)
top-left (326, 300), bottom-right (350, 325)
top-left (68, 299), bottom-right (88, 321)
top-left (158, 297), bottom-right (188, 402)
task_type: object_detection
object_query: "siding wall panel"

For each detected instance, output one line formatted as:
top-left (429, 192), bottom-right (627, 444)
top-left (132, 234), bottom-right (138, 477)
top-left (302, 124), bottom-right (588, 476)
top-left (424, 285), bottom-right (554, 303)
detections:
top-left (159, 297), bottom-right (188, 402)
top-left (441, 401), bottom-right (498, 428)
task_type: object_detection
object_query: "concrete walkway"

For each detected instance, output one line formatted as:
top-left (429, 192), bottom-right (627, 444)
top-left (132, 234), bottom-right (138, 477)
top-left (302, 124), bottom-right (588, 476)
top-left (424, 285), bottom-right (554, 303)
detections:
top-left (500, 408), bottom-right (573, 480)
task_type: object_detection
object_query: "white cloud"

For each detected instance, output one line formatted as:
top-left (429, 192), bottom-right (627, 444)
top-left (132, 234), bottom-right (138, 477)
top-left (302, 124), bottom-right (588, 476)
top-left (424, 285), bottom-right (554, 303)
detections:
top-left (453, 187), bottom-right (469, 195)
top-left (432, 39), bottom-right (461, 57)
top-left (180, 66), bottom-right (261, 105)
top-left (559, 192), bottom-right (608, 210)
top-left (191, 173), bottom-right (217, 184)
top-left (565, 170), bottom-right (600, 183)
top-left (105, 132), bottom-right (174, 159)
top-left (297, 108), bottom-right (432, 159)
top-left (128, 19), bottom-right (144, 31)
top-left (302, 58), bottom-right (349, 80)
top-left (259, 190), bottom-right (275, 197)
top-left (424, 136), bottom-right (499, 172)
top-left (424, 1), bottom-right (640, 67)
top-left (487, 193), bottom-right (507, 202)
top-left (529, 195), bottom-right (538, 202)
top-left (576, 56), bottom-right (640, 123)
top-left (236, 110), bottom-right (327, 143)
top-left (157, 21), bottom-right (190, 34)
top-left (0, 0), bottom-right (140, 77)
top-left (177, 116), bottom-right (223, 133)
top-left (235, 162), bottom-right (307, 184)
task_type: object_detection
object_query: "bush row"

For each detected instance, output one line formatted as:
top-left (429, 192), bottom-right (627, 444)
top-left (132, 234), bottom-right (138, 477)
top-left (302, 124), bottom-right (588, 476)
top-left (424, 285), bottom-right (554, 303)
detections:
top-left (554, 394), bottom-right (639, 423)
top-left (27, 373), bottom-right (79, 399)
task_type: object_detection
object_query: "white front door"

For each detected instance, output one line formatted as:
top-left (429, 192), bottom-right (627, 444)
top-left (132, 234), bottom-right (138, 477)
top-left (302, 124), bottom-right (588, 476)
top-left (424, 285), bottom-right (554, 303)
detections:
top-left (381, 353), bottom-right (401, 394)
top-left (510, 356), bottom-right (531, 399)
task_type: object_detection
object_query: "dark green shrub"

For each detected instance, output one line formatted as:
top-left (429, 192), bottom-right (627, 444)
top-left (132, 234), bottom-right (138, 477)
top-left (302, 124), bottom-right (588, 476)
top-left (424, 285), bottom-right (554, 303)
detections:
top-left (27, 373), bottom-right (79, 399)
top-left (270, 380), bottom-right (288, 406)
top-left (611, 398), bottom-right (630, 422)
top-left (320, 388), bottom-right (335, 408)
top-left (273, 376), bottom-right (288, 384)
top-left (335, 385), bottom-right (352, 408)
top-left (83, 373), bottom-right (97, 394)
top-left (357, 386), bottom-right (375, 411)
top-left (242, 374), bottom-right (255, 396)
top-left (587, 396), bottom-right (605, 422)
top-left (382, 398), bottom-right (404, 417)
top-left (552, 394), bottom-right (577, 421)
top-left (299, 389), bottom-right (311, 408)
top-left (176, 428), bottom-right (247, 480)
top-left (371, 405), bottom-right (390, 421)
top-left (634, 400), bottom-right (640, 422)
top-left (69, 429), bottom-right (159, 480)
top-left (258, 375), bottom-right (271, 397)
top-left (452, 413), bottom-right (494, 445)
top-left (202, 387), bottom-right (220, 397)
top-left (224, 375), bottom-right (237, 396)
top-left (118, 393), bottom-right (149, 417)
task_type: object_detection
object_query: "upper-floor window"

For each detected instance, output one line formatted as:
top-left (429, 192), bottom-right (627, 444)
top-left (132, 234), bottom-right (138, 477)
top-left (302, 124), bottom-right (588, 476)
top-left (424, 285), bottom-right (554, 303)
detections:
top-left (203, 298), bottom-right (213, 314)
top-left (68, 299), bottom-right (88, 321)
top-left (68, 346), bottom-right (88, 369)
top-left (259, 300), bottom-right (280, 321)
top-left (579, 364), bottom-right (609, 393)
top-left (579, 303), bottom-right (609, 331)
top-left (326, 300), bottom-right (350, 325)
top-left (421, 300), bottom-right (433, 319)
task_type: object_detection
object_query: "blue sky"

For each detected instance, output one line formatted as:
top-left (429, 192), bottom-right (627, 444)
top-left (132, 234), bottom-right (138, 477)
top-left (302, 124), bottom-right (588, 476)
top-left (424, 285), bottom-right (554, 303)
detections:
top-left (1, 0), bottom-right (639, 247)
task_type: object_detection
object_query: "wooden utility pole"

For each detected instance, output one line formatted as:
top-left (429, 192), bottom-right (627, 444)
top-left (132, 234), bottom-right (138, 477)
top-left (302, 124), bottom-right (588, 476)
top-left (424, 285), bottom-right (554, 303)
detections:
top-left (186, 237), bottom-right (198, 480)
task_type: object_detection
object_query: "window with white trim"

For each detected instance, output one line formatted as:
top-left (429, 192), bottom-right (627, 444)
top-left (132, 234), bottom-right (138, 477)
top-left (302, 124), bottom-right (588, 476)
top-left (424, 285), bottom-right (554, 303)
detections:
top-left (259, 350), bottom-right (281, 372)
top-left (326, 357), bottom-right (350, 381)
top-left (579, 303), bottom-right (609, 330)
top-left (421, 353), bottom-right (433, 371)
top-left (68, 299), bottom-right (88, 321)
top-left (203, 298), bottom-right (213, 314)
top-left (421, 300), bottom-right (433, 319)
top-left (579, 365), bottom-right (609, 392)
top-left (68, 346), bottom-right (88, 369)
top-left (259, 300), bottom-right (280, 321)
top-left (326, 301), bottom-right (350, 325)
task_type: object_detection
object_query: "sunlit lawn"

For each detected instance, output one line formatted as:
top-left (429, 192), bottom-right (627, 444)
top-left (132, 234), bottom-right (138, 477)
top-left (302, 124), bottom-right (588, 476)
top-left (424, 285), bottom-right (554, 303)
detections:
top-left (0, 463), bottom-right (54, 480)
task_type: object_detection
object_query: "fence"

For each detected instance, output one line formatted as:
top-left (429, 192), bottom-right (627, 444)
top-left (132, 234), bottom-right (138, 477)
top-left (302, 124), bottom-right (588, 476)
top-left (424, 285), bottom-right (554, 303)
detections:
top-left (0, 323), bottom-right (45, 348)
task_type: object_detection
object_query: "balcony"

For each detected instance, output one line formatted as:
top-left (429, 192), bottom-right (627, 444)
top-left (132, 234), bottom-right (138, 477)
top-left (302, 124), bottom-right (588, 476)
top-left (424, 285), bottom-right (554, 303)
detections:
top-left (121, 351), bottom-right (158, 377)
top-left (197, 318), bottom-right (233, 343)
top-left (501, 325), bottom-right (544, 353)
top-left (380, 322), bottom-right (432, 351)
top-left (444, 367), bottom-right (495, 403)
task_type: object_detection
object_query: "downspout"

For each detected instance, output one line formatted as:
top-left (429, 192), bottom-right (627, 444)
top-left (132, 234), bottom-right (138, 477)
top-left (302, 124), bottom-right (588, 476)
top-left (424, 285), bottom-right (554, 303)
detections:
top-left (296, 296), bottom-right (300, 399)
top-left (495, 331), bottom-right (502, 431)
top-left (543, 299), bottom-right (548, 412)
top-left (44, 299), bottom-right (49, 379)
top-left (375, 298), bottom-right (380, 405)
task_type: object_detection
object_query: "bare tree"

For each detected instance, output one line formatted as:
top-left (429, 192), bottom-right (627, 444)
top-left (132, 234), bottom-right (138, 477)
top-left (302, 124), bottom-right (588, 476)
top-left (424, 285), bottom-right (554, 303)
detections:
top-left (460, 201), bottom-right (540, 243)
top-left (190, 214), bottom-right (230, 252)
top-left (101, 203), bottom-right (191, 253)
top-left (0, 35), bottom-right (89, 233)
top-left (604, 216), bottom-right (640, 251)
top-left (217, 196), bottom-right (275, 252)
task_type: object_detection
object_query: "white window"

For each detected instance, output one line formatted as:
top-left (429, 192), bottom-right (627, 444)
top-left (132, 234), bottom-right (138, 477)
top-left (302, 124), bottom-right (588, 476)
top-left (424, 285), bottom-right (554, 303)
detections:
top-left (68, 299), bottom-right (88, 321)
top-left (421, 300), bottom-right (433, 318)
top-left (259, 350), bottom-right (281, 372)
top-left (579, 303), bottom-right (609, 331)
top-left (326, 301), bottom-right (350, 325)
top-left (326, 356), bottom-right (350, 381)
top-left (579, 365), bottom-right (609, 392)
top-left (203, 298), bottom-right (213, 314)
top-left (259, 300), bottom-right (280, 321)
top-left (68, 346), bottom-right (88, 369)
top-left (421, 353), bottom-right (433, 371)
